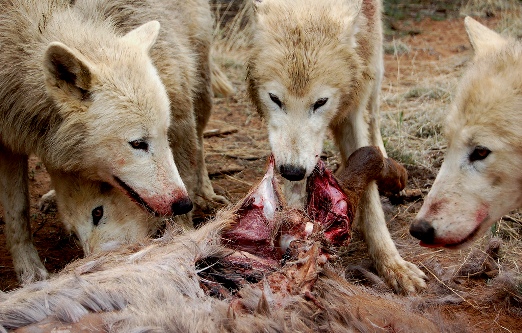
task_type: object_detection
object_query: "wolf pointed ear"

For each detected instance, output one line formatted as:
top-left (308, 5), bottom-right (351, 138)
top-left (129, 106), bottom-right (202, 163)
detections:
top-left (44, 41), bottom-right (94, 100)
top-left (339, 0), bottom-right (362, 47)
top-left (464, 16), bottom-right (507, 58)
top-left (122, 20), bottom-right (160, 52)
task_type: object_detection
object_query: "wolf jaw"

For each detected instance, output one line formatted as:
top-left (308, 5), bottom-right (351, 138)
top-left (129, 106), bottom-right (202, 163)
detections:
top-left (416, 220), bottom-right (485, 249)
top-left (113, 176), bottom-right (193, 217)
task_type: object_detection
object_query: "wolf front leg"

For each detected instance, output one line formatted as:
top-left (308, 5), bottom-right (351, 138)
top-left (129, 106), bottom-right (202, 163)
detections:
top-left (333, 108), bottom-right (426, 294)
top-left (367, 52), bottom-right (388, 158)
top-left (0, 147), bottom-right (48, 284)
top-left (192, 56), bottom-right (230, 212)
top-left (357, 184), bottom-right (427, 293)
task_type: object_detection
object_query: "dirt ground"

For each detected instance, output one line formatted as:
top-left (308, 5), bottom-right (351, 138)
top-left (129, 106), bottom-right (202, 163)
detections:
top-left (1, 6), bottom-right (521, 333)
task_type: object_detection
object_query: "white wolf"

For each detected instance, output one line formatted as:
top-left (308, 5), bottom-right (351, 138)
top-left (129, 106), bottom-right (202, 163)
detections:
top-left (246, 0), bottom-right (426, 293)
top-left (15, 0), bottom-right (234, 264)
top-left (410, 17), bottom-right (522, 248)
top-left (0, 0), bottom-right (211, 283)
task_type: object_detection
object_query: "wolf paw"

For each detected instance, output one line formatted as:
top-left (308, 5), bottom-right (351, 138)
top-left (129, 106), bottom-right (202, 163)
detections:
top-left (39, 189), bottom-right (57, 213)
top-left (376, 256), bottom-right (427, 294)
top-left (210, 194), bottom-right (230, 206)
top-left (19, 265), bottom-right (49, 285)
top-left (194, 193), bottom-right (230, 215)
top-left (12, 246), bottom-right (49, 285)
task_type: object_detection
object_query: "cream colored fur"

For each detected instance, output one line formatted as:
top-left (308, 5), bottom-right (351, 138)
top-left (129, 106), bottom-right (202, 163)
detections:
top-left (411, 17), bottom-right (522, 248)
top-left (0, 0), bottom-right (224, 283)
top-left (246, 0), bottom-right (425, 293)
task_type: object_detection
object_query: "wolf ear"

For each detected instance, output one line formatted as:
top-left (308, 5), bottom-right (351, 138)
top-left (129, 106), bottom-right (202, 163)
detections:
top-left (122, 20), bottom-right (160, 52)
top-left (341, 0), bottom-right (362, 47)
top-left (44, 41), bottom-right (94, 100)
top-left (464, 16), bottom-right (507, 58)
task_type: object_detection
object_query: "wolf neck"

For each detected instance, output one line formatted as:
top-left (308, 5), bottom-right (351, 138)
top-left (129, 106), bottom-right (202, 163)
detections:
top-left (0, 2), bottom-right (119, 170)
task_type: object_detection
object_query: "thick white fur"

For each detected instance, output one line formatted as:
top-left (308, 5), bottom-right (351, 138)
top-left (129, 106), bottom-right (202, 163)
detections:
top-left (0, 0), bottom-right (224, 283)
top-left (0, 1), bottom-right (186, 283)
top-left (39, 58), bottom-right (234, 255)
top-left (412, 17), bottom-right (522, 248)
top-left (246, 0), bottom-right (426, 293)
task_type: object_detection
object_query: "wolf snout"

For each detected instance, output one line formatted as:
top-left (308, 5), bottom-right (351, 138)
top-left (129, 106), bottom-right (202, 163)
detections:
top-left (279, 164), bottom-right (307, 181)
top-left (171, 197), bottom-right (193, 216)
top-left (409, 219), bottom-right (435, 244)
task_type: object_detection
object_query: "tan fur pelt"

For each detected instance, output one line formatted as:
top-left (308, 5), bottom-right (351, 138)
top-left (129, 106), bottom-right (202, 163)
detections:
top-left (0, 211), bottom-right (439, 333)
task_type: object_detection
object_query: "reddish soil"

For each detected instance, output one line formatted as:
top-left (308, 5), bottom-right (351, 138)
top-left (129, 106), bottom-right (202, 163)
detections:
top-left (0, 14), bottom-right (520, 333)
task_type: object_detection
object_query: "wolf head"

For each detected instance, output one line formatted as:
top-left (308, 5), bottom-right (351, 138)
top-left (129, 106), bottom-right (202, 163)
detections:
top-left (410, 17), bottom-right (522, 248)
top-left (247, 0), bottom-right (363, 180)
top-left (50, 173), bottom-right (159, 255)
top-left (42, 21), bottom-right (192, 216)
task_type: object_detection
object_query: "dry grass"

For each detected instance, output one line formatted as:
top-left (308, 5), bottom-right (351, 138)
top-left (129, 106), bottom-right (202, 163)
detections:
top-left (461, 0), bottom-right (522, 37)
top-left (211, 0), bottom-right (252, 67)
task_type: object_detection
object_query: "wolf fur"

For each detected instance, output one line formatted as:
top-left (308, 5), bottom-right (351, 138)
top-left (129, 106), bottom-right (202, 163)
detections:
top-left (246, 0), bottom-right (426, 293)
top-left (0, 0), bottom-right (224, 283)
top-left (410, 17), bottom-right (522, 248)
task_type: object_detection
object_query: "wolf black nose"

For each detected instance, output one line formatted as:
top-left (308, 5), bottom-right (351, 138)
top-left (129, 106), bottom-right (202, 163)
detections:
top-left (172, 197), bottom-right (193, 216)
top-left (279, 164), bottom-right (307, 181)
top-left (409, 219), bottom-right (435, 244)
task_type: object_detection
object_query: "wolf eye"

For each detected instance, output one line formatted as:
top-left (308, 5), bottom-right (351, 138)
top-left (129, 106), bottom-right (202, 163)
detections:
top-left (469, 146), bottom-right (491, 162)
top-left (92, 206), bottom-right (104, 226)
top-left (129, 139), bottom-right (148, 151)
top-left (268, 93), bottom-right (283, 108)
top-left (313, 98), bottom-right (328, 111)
